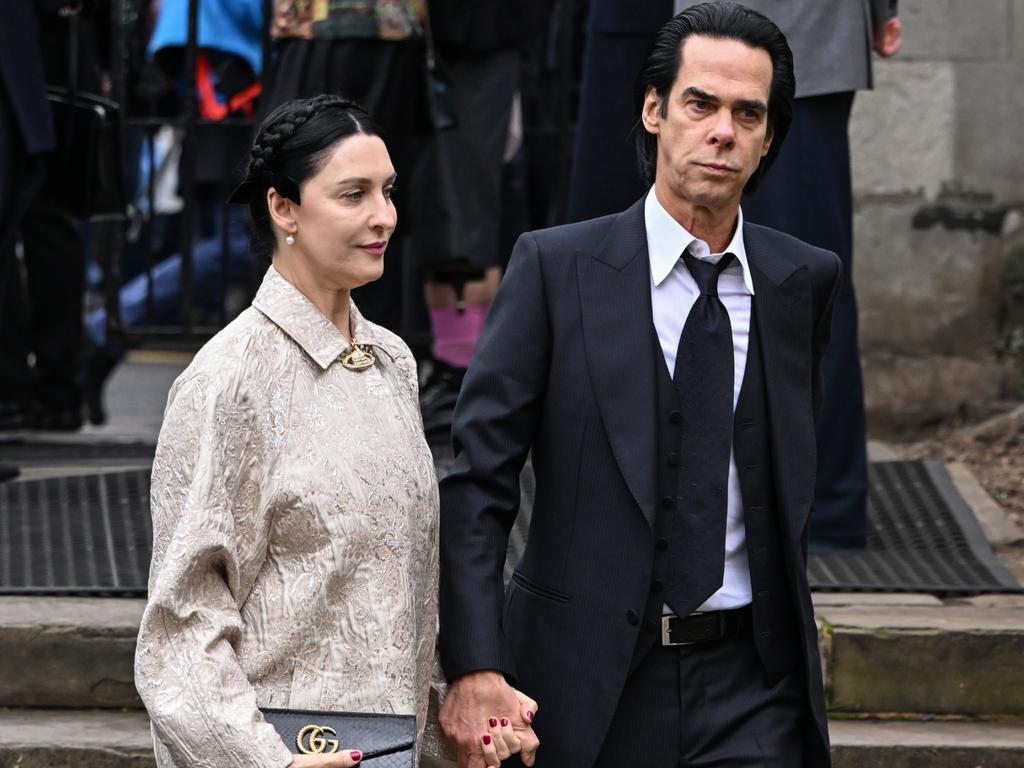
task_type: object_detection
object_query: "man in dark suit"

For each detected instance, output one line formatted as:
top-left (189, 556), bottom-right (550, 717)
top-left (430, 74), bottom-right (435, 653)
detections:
top-left (439, 4), bottom-right (840, 767)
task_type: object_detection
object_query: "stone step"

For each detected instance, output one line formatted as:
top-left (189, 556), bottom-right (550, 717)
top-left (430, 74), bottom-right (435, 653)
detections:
top-left (830, 720), bottom-right (1024, 768)
top-left (815, 593), bottom-right (1024, 716)
top-left (0, 597), bottom-right (144, 709)
top-left (0, 710), bottom-right (1021, 768)
top-left (0, 708), bottom-right (154, 767)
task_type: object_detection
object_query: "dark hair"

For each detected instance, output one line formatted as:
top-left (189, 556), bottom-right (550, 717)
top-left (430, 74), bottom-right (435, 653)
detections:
top-left (634, 1), bottom-right (795, 192)
top-left (240, 94), bottom-right (384, 256)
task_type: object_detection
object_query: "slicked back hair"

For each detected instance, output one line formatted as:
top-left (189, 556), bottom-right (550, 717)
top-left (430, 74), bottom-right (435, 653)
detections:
top-left (634, 2), bottom-right (795, 192)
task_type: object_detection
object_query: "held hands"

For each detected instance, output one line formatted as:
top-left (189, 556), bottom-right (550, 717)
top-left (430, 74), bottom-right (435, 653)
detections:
top-left (440, 670), bottom-right (540, 768)
top-left (291, 751), bottom-right (363, 767)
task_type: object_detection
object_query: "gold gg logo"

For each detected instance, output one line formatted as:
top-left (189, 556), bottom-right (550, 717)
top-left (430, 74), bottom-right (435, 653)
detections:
top-left (296, 724), bottom-right (340, 754)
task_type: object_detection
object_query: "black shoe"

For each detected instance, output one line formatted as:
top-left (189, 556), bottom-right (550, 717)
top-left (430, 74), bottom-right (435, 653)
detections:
top-left (419, 360), bottom-right (466, 420)
top-left (0, 461), bottom-right (18, 482)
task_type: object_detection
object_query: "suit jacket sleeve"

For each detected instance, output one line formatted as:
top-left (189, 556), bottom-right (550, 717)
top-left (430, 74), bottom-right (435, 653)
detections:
top-left (439, 231), bottom-right (552, 683)
top-left (870, 0), bottom-right (898, 26)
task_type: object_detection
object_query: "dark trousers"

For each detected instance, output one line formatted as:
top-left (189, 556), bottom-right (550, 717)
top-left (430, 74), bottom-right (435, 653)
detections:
top-left (0, 188), bottom-right (84, 411)
top-left (0, 84), bottom-right (83, 414)
top-left (742, 92), bottom-right (868, 551)
top-left (592, 622), bottom-right (806, 768)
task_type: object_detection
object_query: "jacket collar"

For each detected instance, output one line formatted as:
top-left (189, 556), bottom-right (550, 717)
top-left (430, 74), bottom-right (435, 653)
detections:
top-left (251, 265), bottom-right (402, 370)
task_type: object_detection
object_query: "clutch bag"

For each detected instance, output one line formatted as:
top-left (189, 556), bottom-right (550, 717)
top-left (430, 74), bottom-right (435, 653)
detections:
top-left (260, 707), bottom-right (416, 767)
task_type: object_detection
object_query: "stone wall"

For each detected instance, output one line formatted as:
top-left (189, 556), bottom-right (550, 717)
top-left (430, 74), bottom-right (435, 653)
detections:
top-left (849, 0), bottom-right (1024, 428)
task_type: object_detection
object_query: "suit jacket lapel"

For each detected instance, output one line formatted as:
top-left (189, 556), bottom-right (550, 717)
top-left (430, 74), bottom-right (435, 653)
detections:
top-left (578, 199), bottom-right (659, 528)
top-left (745, 223), bottom-right (817, 539)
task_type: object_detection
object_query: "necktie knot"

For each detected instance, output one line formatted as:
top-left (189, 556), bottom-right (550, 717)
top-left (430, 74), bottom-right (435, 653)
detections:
top-left (683, 252), bottom-right (734, 298)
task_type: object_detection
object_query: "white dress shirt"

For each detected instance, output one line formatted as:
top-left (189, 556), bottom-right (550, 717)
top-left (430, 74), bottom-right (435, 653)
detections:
top-left (644, 187), bottom-right (753, 612)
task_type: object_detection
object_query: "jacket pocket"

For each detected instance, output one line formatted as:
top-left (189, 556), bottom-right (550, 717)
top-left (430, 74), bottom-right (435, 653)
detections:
top-left (511, 570), bottom-right (571, 604)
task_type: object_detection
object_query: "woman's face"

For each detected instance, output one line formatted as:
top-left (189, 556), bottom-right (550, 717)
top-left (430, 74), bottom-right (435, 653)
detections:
top-left (280, 133), bottom-right (397, 290)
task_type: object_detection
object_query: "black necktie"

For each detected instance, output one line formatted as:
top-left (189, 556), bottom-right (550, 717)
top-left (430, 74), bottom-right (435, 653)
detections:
top-left (665, 251), bottom-right (735, 618)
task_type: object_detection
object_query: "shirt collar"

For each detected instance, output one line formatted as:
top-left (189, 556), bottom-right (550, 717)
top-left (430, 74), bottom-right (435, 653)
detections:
top-left (644, 186), bottom-right (755, 295)
top-left (252, 265), bottom-right (402, 370)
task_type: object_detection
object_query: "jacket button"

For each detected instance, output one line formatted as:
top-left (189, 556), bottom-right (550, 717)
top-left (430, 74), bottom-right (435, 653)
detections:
top-left (626, 609), bottom-right (639, 626)
top-left (651, 579), bottom-right (664, 593)
top-left (656, 538), bottom-right (669, 551)
top-left (667, 452), bottom-right (679, 467)
top-left (661, 496), bottom-right (674, 509)
top-left (669, 410), bottom-right (681, 424)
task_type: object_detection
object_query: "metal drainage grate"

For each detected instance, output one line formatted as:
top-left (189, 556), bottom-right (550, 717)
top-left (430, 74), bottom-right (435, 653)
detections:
top-left (1, 457), bottom-right (1016, 596)
top-left (808, 460), bottom-right (1021, 593)
top-left (0, 440), bottom-right (155, 465)
top-left (0, 470), bottom-right (152, 595)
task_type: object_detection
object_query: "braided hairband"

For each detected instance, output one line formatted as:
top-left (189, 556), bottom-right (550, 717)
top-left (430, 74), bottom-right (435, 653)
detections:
top-left (228, 96), bottom-right (362, 206)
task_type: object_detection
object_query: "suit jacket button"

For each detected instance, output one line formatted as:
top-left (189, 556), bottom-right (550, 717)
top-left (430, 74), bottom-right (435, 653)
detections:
top-left (669, 410), bottom-right (681, 424)
top-left (660, 496), bottom-right (674, 509)
top-left (667, 452), bottom-right (679, 467)
top-left (656, 538), bottom-right (669, 551)
top-left (626, 609), bottom-right (639, 626)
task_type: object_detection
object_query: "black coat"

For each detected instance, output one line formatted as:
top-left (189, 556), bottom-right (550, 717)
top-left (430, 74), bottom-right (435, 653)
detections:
top-left (439, 197), bottom-right (841, 766)
top-left (0, 0), bottom-right (67, 155)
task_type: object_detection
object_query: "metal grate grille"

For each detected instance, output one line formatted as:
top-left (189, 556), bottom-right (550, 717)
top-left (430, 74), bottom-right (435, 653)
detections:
top-left (0, 440), bottom-right (155, 465)
top-left (807, 460), bottom-right (1021, 593)
top-left (0, 457), bottom-right (1016, 596)
top-left (0, 470), bottom-right (152, 595)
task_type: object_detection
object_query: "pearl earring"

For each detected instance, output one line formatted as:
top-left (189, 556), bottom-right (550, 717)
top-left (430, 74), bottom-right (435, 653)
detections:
top-left (286, 233), bottom-right (295, 246)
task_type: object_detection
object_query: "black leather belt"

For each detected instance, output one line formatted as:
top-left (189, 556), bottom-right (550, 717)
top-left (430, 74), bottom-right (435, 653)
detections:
top-left (660, 605), bottom-right (751, 646)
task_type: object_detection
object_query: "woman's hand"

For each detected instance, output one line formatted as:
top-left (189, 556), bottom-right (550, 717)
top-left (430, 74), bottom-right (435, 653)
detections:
top-left (479, 688), bottom-right (540, 766)
top-left (291, 750), bottom-right (363, 767)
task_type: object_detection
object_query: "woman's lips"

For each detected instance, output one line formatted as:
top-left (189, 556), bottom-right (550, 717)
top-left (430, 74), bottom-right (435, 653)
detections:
top-left (359, 241), bottom-right (387, 256)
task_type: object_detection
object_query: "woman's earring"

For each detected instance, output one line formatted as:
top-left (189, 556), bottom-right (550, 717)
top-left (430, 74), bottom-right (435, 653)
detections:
top-left (286, 233), bottom-right (296, 246)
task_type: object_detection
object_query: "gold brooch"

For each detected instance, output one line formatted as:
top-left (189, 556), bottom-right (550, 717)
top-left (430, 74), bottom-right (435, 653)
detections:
top-left (340, 341), bottom-right (376, 371)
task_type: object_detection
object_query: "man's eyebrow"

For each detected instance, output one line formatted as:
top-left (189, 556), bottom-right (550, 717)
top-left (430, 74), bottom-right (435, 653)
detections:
top-left (682, 87), bottom-right (768, 113)
top-left (736, 98), bottom-right (768, 113)
top-left (683, 86), bottom-right (718, 102)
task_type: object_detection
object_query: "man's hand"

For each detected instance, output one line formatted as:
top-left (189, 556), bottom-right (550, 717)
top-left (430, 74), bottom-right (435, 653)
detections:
top-left (440, 670), bottom-right (539, 767)
top-left (873, 16), bottom-right (902, 57)
top-left (291, 749), bottom-right (363, 767)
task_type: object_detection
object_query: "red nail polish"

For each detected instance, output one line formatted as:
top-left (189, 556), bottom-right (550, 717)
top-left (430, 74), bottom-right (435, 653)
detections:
top-left (500, 718), bottom-right (509, 727)
top-left (483, 734), bottom-right (492, 746)
top-left (526, 710), bottom-right (534, 722)
top-left (350, 750), bottom-right (362, 762)
top-left (489, 717), bottom-right (498, 728)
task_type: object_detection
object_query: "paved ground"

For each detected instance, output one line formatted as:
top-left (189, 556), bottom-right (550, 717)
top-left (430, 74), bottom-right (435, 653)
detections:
top-left (79, 352), bottom-right (191, 444)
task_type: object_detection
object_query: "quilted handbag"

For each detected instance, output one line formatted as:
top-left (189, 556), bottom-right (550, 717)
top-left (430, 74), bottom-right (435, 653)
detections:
top-left (260, 708), bottom-right (415, 766)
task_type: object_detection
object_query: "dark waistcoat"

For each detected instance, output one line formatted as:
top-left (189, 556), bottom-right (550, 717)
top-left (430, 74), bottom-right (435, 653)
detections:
top-left (633, 309), bottom-right (801, 682)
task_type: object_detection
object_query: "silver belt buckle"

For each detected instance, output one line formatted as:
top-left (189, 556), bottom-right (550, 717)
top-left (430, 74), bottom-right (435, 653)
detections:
top-left (661, 613), bottom-right (698, 646)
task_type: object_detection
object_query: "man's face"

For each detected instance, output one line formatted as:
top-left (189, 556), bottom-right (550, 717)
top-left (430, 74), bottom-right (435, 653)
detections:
top-left (642, 34), bottom-right (774, 218)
